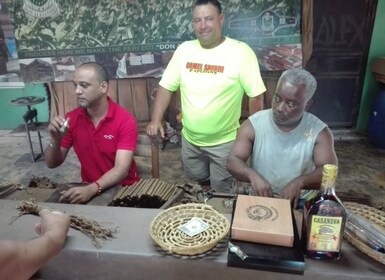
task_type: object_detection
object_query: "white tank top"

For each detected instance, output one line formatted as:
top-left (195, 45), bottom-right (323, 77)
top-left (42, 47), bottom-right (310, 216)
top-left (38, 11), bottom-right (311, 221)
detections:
top-left (249, 109), bottom-right (327, 194)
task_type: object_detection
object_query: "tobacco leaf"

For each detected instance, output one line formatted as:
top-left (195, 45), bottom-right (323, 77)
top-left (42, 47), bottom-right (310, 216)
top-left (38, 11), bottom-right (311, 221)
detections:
top-left (14, 199), bottom-right (117, 248)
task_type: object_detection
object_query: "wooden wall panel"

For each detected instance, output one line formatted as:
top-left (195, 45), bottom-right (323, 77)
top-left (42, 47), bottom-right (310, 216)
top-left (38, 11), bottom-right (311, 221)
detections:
top-left (108, 79), bottom-right (118, 103)
top-left (63, 82), bottom-right (77, 115)
top-left (49, 81), bottom-right (76, 119)
top-left (48, 82), bottom-right (58, 119)
top-left (261, 72), bottom-right (281, 108)
top-left (117, 79), bottom-right (134, 114)
top-left (145, 78), bottom-right (160, 120)
top-left (131, 79), bottom-right (150, 122)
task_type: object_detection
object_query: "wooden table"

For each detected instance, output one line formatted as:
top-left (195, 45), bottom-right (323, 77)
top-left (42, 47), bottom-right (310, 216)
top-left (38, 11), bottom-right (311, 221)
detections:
top-left (2, 184), bottom-right (120, 206)
top-left (0, 199), bottom-right (383, 280)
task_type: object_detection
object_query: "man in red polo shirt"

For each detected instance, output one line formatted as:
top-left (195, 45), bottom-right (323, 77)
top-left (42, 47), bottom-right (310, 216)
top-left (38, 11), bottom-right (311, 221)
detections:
top-left (45, 62), bottom-right (140, 204)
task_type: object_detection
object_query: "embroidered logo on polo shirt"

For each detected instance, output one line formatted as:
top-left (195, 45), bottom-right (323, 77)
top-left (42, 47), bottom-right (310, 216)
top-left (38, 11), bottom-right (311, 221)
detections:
top-left (104, 135), bottom-right (114, 140)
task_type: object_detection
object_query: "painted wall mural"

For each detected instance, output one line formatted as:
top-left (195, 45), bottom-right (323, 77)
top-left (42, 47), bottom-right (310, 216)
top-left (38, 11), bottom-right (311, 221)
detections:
top-left (2, 0), bottom-right (301, 84)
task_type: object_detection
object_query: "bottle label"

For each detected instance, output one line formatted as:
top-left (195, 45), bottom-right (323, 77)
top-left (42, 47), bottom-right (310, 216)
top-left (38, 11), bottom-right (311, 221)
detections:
top-left (307, 215), bottom-right (343, 252)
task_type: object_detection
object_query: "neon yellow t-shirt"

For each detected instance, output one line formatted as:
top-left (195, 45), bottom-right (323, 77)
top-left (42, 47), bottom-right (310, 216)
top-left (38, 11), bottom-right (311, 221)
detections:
top-left (160, 37), bottom-right (266, 146)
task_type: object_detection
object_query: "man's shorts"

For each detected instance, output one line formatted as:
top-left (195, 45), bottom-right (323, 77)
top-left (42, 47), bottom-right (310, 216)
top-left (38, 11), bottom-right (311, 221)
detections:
top-left (181, 135), bottom-right (234, 193)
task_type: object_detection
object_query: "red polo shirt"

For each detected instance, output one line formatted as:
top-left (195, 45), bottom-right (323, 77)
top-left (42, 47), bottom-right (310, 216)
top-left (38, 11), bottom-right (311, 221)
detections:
top-left (61, 97), bottom-right (140, 186)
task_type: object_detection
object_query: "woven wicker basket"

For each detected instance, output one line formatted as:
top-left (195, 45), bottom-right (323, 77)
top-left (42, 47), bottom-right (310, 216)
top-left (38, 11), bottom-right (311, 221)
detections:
top-left (344, 202), bottom-right (385, 265)
top-left (150, 203), bottom-right (230, 255)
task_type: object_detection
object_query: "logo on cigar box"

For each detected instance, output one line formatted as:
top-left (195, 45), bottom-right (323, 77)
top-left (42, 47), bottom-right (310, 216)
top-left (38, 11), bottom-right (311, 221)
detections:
top-left (246, 205), bottom-right (278, 221)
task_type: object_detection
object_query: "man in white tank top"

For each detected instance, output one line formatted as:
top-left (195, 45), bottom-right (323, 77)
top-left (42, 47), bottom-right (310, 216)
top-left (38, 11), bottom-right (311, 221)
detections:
top-left (227, 69), bottom-right (337, 208)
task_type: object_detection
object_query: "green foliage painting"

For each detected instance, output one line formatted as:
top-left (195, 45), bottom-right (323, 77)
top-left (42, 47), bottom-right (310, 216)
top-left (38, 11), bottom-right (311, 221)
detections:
top-left (7, 0), bottom-right (302, 82)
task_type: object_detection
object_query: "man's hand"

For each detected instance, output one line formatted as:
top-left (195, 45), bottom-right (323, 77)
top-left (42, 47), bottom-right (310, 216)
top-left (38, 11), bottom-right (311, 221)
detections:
top-left (35, 209), bottom-right (70, 236)
top-left (48, 116), bottom-right (68, 138)
top-left (0, 209), bottom-right (70, 280)
top-left (47, 116), bottom-right (68, 149)
top-left (59, 184), bottom-right (97, 204)
top-left (146, 121), bottom-right (164, 138)
top-left (279, 179), bottom-right (302, 208)
top-left (249, 174), bottom-right (274, 197)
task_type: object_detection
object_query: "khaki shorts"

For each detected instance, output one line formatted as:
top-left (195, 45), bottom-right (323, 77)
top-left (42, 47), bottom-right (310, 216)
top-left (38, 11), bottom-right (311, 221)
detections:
top-left (181, 135), bottom-right (234, 193)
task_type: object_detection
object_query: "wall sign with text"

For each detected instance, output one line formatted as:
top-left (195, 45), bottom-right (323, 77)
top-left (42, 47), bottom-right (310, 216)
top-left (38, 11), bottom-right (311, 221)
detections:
top-left (5, 0), bottom-right (301, 83)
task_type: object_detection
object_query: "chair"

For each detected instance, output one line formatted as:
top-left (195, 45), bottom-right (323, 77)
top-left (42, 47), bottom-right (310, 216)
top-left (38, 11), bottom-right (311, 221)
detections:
top-left (134, 134), bottom-right (160, 178)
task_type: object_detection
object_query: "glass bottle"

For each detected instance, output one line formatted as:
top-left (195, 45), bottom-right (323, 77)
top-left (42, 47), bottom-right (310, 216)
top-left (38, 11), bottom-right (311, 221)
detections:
top-left (302, 164), bottom-right (347, 260)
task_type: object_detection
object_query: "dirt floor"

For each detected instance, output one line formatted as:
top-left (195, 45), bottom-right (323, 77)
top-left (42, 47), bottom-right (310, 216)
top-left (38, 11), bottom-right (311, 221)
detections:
top-left (0, 129), bottom-right (384, 209)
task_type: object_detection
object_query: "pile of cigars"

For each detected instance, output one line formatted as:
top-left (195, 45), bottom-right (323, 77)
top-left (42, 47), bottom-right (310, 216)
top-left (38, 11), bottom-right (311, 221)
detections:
top-left (109, 179), bottom-right (205, 209)
top-left (109, 179), bottom-right (176, 208)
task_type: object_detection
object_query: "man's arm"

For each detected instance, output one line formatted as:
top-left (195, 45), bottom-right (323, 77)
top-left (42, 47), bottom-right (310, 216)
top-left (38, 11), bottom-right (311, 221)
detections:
top-left (146, 86), bottom-right (173, 138)
top-left (227, 120), bottom-right (254, 179)
top-left (227, 120), bottom-right (273, 197)
top-left (45, 144), bottom-right (69, 168)
top-left (239, 41), bottom-right (266, 116)
top-left (248, 94), bottom-right (264, 115)
top-left (59, 149), bottom-right (134, 204)
top-left (280, 127), bottom-right (338, 203)
top-left (302, 126), bottom-right (338, 187)
top-left (0, 209), bottom-right (70, 280)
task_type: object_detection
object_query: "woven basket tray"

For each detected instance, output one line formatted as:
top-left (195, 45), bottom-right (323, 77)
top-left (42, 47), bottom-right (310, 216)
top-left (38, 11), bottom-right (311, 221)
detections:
top-left (344, 202), bottom-right (385, 265)
top-left (150, 203), bottom-right (230, 255)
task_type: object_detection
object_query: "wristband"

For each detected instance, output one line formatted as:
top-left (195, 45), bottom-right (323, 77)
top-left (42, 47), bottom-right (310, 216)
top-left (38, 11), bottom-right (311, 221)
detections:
top-left (94, 181), bottom-right (102, 195)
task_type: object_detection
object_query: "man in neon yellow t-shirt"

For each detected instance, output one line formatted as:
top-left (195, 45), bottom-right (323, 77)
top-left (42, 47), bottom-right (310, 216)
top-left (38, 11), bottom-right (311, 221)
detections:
top-left (147, 0), bottom-right (266, 192)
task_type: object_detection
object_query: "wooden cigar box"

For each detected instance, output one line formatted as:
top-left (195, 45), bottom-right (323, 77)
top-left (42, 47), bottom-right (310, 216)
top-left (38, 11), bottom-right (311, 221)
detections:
top-left (231, 195), bottom-right (294, 247)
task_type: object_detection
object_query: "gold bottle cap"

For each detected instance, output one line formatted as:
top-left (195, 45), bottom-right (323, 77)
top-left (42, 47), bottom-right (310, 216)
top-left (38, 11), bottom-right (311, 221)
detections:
top-left (322, 164), bottom-right (338, 180)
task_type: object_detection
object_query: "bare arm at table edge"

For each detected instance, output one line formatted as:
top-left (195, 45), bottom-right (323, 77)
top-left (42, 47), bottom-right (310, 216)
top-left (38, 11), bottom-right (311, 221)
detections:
top-left (146, 86), bottom-right (173, 138)
top-left (0, 209), bottom-right (70, 280)
top-left (59, 149), bottom-right (135, 204)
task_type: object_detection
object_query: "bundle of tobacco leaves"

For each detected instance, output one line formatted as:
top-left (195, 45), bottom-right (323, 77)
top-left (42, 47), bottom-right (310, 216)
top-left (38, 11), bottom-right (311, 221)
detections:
top-left (14, 199), bottom-right (117, 248)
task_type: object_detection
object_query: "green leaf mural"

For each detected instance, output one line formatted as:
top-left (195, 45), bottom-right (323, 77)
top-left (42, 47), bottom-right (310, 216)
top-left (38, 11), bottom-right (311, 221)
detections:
top-left (6, 0), bottom-right (302, 82)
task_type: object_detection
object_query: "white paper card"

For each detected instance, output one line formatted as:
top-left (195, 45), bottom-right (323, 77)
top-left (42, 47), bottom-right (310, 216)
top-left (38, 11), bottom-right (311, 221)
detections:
top-left (178, 217), bottom-right (209, 237)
